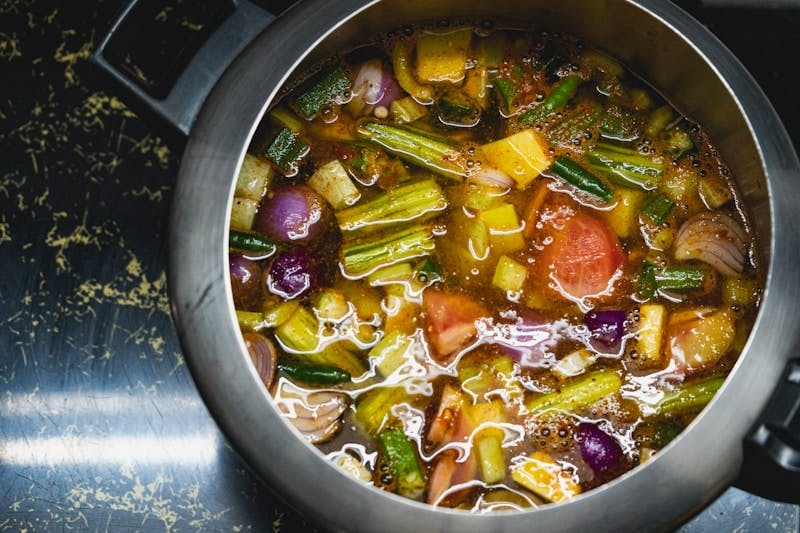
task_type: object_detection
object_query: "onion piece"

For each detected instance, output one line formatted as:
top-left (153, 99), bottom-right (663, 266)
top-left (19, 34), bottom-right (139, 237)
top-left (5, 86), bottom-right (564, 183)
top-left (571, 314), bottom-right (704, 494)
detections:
top-left (267, 247), bottom-right (320, 299)
top-left (274, 380), bottom-right (347, 444)
top-left (254, 185), bottom-right (330, 244)
top-left (243, 332), bottom-right (277, 388)
top-left (673, 212), bottom-right (748, 276)
top-left (584, 309), bottom-right (626, 349)
top-left (469, 166), bottom-right (516, 188)
top-left (346, 59), bottom-right (402, 117)
top-left (577, 422), bottom-right (622, 472)
top-left (229, 253), bottom-right (263, 310)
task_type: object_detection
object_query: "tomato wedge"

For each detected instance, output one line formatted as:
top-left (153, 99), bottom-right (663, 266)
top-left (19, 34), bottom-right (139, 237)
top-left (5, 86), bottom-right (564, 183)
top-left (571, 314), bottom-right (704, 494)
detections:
top-left (423, 289), bottom-right (487, 361)
top-left (540, 213), bottom-right (624, 301)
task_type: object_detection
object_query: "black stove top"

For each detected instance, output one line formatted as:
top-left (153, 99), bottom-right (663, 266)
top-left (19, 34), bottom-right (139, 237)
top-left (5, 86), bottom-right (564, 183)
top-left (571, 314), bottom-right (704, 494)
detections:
top-left (0, 1), bottom-right (797, 531)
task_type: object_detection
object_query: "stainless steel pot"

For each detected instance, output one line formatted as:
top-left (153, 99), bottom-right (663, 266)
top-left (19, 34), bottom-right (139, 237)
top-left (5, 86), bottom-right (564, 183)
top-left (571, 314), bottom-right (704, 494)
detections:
top-left (93, 1), bottom-right (800, 530)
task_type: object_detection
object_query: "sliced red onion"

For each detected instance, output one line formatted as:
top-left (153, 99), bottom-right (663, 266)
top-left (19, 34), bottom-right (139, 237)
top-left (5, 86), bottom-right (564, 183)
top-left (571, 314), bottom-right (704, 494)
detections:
top-left (469, 166), bottom-right (516, 189)
top-left (577, 422), bottom-right (622, 472)
top-left (254, 185), bottom-right (330, 244)
top-left (491, 311), bottom-right (555, 368)
top-left (267, 247), bottom-right (320, 299)
top-left (584, 309), bottom-right (626, 349)
top-left (243, 332), bottom-right (277, 388)
top-left (346, 59), bottom-right (402, 117)
top-left (674, 212), bottom-right (747, 276)
top-left (229, 253), bottom-right (263, 309)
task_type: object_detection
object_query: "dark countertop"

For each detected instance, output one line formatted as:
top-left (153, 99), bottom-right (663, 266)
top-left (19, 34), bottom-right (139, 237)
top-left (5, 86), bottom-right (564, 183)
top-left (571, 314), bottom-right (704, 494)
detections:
top-left (1, 1), bottom-right (798, 531)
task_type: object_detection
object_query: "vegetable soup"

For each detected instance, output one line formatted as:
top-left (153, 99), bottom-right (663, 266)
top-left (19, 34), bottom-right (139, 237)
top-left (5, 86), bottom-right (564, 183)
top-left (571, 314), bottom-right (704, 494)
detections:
top-left (228, 22), bottom-right (760, 510)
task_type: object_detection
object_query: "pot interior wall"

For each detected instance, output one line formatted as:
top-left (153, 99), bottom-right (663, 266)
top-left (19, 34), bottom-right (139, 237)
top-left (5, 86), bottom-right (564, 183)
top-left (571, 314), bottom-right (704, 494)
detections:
top-left (285, 0), bottom-right (771, 264)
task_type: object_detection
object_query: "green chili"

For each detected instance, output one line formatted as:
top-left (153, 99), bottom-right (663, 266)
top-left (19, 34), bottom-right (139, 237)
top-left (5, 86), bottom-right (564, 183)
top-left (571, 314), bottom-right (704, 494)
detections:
top-left (518, 75), bottom-right (581, 124)
top-left (550, 156), bottom-right (614, 203)
top-left (229, 230), bottom-right (277, 256)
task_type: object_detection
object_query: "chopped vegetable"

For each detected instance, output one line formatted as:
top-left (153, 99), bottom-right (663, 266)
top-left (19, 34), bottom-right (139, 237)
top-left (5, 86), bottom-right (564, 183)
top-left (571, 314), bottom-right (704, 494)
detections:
top-left (389, 96), bottom-right (428, 123)
top-left (586, 143), bottom-right (663, 190)
top-left (526, 370), bottom-right (622, 414)
top-left (646, 375), bottom-right (725, 417)
top-left (468, 400), bottom-right (507, 483)
top-left (550, 156), bottom-right (614, 202)
top-left (666, 127), bottom-right (694, 158)
top-left (668, 307), bottom-right (735, 373)
top-left (475, 129), bottom-right (552, 189)
top-left (307, 159), bottom-right (361, 210)
top-left (636, 303), bottom-right (666, 364)
top-left (673, 212), bottom-right (748, 276)
top-left (293, 66), bottom-right (351, 118)
top-left (699, 175), bottom-right (734, 209)
top-left (228, 230), bottom-right (277, 256)
top-left (243, 332), bottom-right (278, 388)
top-left (356, 122), bottom-right (465, 179)
top-left (340, 222), bottom-right (436, 278)
top-left (423, 289), bottom-right (486, 360)
top-left (416, 29), bottom-right (472, 83)
top-left (577, 422), bottom-right (622, 472)
top-left (478, 203), bottom-right (525, 254)
top-left (641, 192), bottom-right (675, 224)
top-left (265, 128), bottom-right (310, 175)
top-left (552, 348), bottom-right (595, 380)
top-left (278, 360), bottom-right (351, 384)
top-left (355, 386), bottom-right (409, 435)
top-left (511, 451), bottom-right (581, 502)
top-left (391, 40), bottom-right (434, 104)
top-left (336, 177), bottom-right (447, 232)
top-left (518, 75), bottom-right (581, 124)
top-left (492, 255), bottom-right (528, 292)
top-left (599, 104), bottom-right (644, 141)
top-left (379, 427), bottom-right (426, 498)
top-left (604, 187), bottom-right (646, 238)
top-left (547, 100), bottom-right (603, 147)
top-left (644, 105), bottom-right (673, 137)
top-left (368, 330), bottom-right (413, 377)
top-left (654, 266), bottom-right (708, 292)
top-left (235, 153), bottom-right (273, 200)
top-left (230, 197), bottom-right (260, 231)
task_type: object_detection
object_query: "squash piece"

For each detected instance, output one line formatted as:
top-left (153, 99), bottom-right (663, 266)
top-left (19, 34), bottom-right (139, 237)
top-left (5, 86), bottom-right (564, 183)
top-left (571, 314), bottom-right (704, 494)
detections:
top-left (511, 451), bottom-right (581, 503)
top-left (668, 307), bottom-right (735, 373)
top-left (478, 203), bottom-right (525, 254)
top-left (492, 255), bottom-right (528, 292)
top-left (637, 303), bottom-right (666, 364)
top-left (475, 129), bottom-right (552, 189)
top-left (416, 29), bottom-right (472, 83)
top-left (603, 188), bottom-right (646, 239)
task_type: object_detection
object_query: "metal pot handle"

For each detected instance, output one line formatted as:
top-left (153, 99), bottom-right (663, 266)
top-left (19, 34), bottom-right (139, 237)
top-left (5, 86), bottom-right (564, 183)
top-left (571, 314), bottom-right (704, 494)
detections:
top-left (91, 0), bottom-right (288, 148)
top-left (735, 358), bottom-right (800, 504)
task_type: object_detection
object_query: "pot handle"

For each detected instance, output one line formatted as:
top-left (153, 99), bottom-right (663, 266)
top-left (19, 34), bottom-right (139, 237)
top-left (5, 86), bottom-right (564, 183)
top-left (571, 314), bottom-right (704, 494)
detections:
top-left (735, 358), bottom-right (800, 504)
top-left (91, 0), bottom-right (289, 148)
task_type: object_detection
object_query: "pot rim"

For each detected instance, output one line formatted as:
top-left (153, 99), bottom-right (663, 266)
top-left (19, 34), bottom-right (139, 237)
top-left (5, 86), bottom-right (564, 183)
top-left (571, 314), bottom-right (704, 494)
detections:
top-left (169, 1), bottom-right (800, 531)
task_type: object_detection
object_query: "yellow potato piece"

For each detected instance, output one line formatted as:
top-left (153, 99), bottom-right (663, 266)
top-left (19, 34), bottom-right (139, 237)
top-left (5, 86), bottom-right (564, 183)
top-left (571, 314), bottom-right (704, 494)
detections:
top-left (475, 129), bottom-right (553, 189)
top-left (511, 451), bottom-right (581, 503)
top-left (415, 29), bottom-right (472, 83)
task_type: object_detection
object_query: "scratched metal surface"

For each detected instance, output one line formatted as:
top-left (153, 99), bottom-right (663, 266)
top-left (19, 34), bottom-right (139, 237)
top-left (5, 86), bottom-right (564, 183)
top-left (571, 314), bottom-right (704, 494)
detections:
top-left (0, 1), bottom-right (797, 531)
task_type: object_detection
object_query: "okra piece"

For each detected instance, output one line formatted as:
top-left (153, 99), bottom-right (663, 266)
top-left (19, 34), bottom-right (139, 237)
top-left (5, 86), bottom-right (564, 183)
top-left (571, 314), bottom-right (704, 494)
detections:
top-left (229, 230), bottom-right (277, 256)
top-left (526, 369), bottom-right (622, 414)
top-left (378, 427), bottom-right (425, 499)
top-left (265, 127), bottom-right (310, 175)
top-left (356, 122), bottom-right (465, 180)
top-left (655, 266), bottom-right (707, 291)
top-left (277, 360), bottom-right (351, 384)
top-left (599, 104), bottom-right (644, 141)
top-left (340, 223), bottom-right (437, 278)
top-left (547, 100), bottom-right (603, 147)
top-left (666, 127), bottom-right (694, 158)
top-left (550, 156), bottom-right (614, 203)
top-left (647, 376), bottom-right (725, 418)
top-left (518, 75), bottom-right (581, 124)
top-left (587, 142), bottom-right (663, 190)
top-left (293, 66), bottom-right (351, 118)
top-left (335, 177), bottom-right (448, 232)
top-left (641, 193), bottom-right (675, 224)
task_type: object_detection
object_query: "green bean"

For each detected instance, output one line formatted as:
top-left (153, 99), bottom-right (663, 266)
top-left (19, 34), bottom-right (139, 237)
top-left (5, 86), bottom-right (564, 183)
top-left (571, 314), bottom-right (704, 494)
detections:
top-left (518, 75), bottom-right (581, 124)
top-left (550, 156), bottom-right (614, 203)
top-left (277, 360), bottom-right (351, 384)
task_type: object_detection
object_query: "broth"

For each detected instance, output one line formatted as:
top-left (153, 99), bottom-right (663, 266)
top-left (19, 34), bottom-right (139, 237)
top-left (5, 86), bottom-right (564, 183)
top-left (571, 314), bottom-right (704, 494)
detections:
top-left (228, 22), bottom-right (760, 510)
